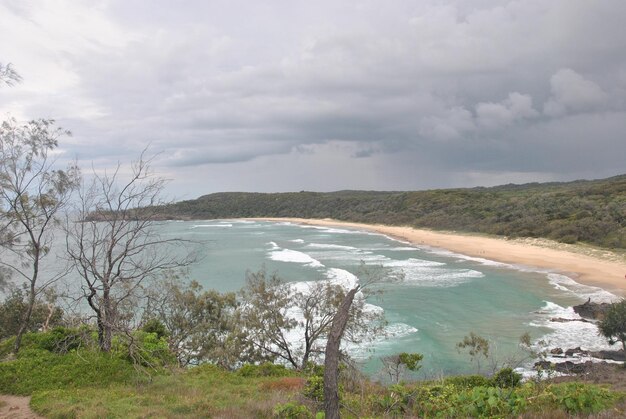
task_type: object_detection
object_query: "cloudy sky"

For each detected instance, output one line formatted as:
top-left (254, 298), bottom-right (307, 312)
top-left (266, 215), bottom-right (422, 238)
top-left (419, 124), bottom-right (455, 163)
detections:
top-left (1, 1), bottom-right (625, 199)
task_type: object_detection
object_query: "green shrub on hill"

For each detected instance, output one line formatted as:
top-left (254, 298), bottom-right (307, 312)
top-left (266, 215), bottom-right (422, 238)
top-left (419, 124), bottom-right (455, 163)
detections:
top-left (159, 175), bottom-right (626, 249)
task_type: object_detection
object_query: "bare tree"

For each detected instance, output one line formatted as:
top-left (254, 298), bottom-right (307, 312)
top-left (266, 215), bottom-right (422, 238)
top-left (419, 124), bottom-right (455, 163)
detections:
top-left (65, 152), bottom-right (196, 352)
top-left (0, 62), bottom-right (22, 87)
top-left (0, 118), bottom-right (79, 353)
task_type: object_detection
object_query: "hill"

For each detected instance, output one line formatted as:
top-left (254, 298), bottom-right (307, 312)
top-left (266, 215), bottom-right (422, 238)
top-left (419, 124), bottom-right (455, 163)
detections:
top-left (161, 175), bottom-right (626, 249)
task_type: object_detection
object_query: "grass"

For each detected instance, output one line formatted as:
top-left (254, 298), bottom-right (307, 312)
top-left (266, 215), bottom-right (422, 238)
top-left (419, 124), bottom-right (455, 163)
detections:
top-left (29, 365), bottom-right (302, 418)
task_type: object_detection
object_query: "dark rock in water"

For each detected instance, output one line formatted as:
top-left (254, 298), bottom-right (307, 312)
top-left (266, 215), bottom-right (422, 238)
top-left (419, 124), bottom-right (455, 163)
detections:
top-left (534, 360), bottom-right (595, 374)
top-left (589, 350), bottom-right (626, 362)
top-left (550, 317), bottom-right (591, 323)
top-left (565, 347), bottom-right (589, 357)
top-left (550, 347), bottom-right (564, 355)
top-left (573, 298), bottom-right (611, 320)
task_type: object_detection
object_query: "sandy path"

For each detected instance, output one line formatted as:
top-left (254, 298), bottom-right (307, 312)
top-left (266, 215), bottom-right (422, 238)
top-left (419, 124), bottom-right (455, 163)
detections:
top-left (0, 395), bottom-right (42, 419)
top-left (250, 218), bottom-right (626, 297)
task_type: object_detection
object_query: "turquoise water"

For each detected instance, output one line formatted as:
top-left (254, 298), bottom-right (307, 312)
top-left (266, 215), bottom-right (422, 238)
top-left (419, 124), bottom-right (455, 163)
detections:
top-left (160, 219), bottom-right (618, 378)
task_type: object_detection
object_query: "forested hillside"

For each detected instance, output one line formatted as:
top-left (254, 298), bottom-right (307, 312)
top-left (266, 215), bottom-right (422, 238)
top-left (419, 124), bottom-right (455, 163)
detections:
top-left (162, 175), bottom-right (626, 249)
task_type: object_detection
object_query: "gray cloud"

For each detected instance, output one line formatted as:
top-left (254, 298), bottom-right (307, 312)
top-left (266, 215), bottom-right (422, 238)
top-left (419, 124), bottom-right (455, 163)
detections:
top-left (1, 0), bottom-right (625, 196)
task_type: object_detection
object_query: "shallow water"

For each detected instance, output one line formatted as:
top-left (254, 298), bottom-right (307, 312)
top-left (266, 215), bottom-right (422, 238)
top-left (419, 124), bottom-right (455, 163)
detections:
top-left (160, 219), bottom-right (619, 377)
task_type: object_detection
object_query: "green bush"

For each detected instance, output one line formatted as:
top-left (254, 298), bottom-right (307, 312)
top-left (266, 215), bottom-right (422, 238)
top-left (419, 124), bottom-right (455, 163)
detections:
top-left (303, 375), bottom-right (325, 402)
top-left (0, 349), bottom-right (139, 395)
top-left (274, 401), bottom-right (313, 418)
top-left (491, 367), bottom-right (522, 388)
top-left (141, 318), bottom-right (169, 339)
top-left (444, 374), bottom-right (491, 389)
top-left (127, 331), bottom-right (175, 367)
top-left (547, 383), bottom-right (617, 415)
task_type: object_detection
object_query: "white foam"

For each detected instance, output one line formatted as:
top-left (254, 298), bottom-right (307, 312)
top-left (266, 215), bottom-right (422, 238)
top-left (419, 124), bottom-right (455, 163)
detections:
top-left (267, 242), bottom-right (324, 268)
top-left (191, 223), bottom-right (233, 228)
top-left (296, 225), bottom-right (364, 235)
top-left (530, 301), bottom-right (617, 363)
top-left (325, 268), bottom-right (360, 289)
top-left (385, 258), bottom-right (484, 287)
top-left (289, 239), bottom-right (305, 243)
top-left (307, 243), bottom-right (359, 251)
top-left (547, 274), bottom-right (620, 303)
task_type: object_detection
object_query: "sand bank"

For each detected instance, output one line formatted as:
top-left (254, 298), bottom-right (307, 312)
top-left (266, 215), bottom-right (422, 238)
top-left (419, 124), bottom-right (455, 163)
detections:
top-left (250, 218), bottom-right (626, 297)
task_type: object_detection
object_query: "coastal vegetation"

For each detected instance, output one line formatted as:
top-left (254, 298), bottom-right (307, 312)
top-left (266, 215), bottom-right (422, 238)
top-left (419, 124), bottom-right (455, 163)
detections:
top-left (160, 174), bottom-right (626, 249)
top-left (0, 324), bottom-right (624, 418)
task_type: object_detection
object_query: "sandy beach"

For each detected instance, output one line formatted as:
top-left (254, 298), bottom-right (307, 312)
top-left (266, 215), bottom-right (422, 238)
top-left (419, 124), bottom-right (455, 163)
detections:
top-left (251, 218), bottom-right (626, 297)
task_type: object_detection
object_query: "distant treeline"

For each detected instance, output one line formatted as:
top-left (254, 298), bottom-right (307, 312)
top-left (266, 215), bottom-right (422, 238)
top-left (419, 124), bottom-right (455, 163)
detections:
top-left (161, 175), bottom-right (626, 249)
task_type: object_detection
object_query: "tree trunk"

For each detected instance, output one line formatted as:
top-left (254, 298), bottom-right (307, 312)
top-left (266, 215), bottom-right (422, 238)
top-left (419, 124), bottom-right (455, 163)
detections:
top-left (323, 287), bottom-right (359, 419)
top-left (13, 255), bottom-right (39, 354)
top-left (100, 287), bottom-right (113, 352)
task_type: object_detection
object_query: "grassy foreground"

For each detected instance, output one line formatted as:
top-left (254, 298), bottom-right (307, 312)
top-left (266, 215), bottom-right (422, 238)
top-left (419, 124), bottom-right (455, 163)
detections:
top-left (0, 330), bottom-right (625, 418)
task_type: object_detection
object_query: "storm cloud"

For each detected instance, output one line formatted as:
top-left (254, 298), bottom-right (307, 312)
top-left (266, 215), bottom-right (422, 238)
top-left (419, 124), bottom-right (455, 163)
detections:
top-left (1, 0), bottom-right (625, 197)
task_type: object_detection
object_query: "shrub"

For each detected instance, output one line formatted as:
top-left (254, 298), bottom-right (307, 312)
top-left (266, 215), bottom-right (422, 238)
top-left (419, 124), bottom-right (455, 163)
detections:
top-left (547, 383), bottom-right (617, 415)
top-left (0, 349), bottom-right (138, 395)
top-left (491, 367), bottom-right (522, 388)
top-left (274, 401), bottom-right (313, 418)
top-left (444, 374), bottom-right (491, 389)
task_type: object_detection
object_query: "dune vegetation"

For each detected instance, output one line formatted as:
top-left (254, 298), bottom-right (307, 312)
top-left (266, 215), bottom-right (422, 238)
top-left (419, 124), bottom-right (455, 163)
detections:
top-left (161, 174), bottom-right (626, 250)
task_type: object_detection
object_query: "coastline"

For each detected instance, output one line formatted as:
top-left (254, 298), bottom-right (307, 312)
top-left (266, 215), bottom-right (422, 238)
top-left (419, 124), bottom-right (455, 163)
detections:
top-left (248, 218), bottom-right (626, 297)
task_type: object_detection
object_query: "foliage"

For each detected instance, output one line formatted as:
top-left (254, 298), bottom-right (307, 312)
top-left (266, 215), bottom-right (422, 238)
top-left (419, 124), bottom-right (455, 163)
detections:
top-left (335, 380), bottom-right (620, 418)
top-left (457, 332), bottom-right (490, 373)
top-left (140, 318), bottom-right (168, 339)
top-left (1, 341), bottom-right (621, 418)
top-left (0, 117), bottom-right (79, 353)
top-left (118, 331), bottom-right (175, 368)
top-left (0, 288), bottom-right (63, 340)
top-left (143, 278), bottom-right (240, 367)
top-left (599, 299), bottom-right (626, 352)
top-left (546, 382), bottom-right (618, 415)
top-left (238, 268), bottom-right (385, 370)
top-left (491, 367), bottom-right (522, 388)
top-left (443, 374), bottom-right (491, 389)
top-left (381, 352), bottom-right (424, 383)
top-left (29, 362), bottom-right (304, 418)
top-left (0, 348), bottom-right (139, 395)
top-left (274, 401), bottom-right (313, 418)
top-left (160, 175), bottom-right (626, 249)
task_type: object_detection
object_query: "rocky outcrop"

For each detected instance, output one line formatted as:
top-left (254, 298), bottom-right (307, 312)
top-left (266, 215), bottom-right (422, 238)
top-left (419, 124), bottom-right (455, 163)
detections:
top-left (572, 298), bottom-right (611, 321)
top-left (535, 360), bottom-right (595, 374)
top-left (550, 317), bottom-right (591, 323)
top-left (589, 350), bottom-right (626, 362)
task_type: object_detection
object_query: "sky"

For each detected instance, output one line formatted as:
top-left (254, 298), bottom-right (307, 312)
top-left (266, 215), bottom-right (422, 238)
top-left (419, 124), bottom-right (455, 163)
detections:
top-left (1, 0), bottom-right (625, 199)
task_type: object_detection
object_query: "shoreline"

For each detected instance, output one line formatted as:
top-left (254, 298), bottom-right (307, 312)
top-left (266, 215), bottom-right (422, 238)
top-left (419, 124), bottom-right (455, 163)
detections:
top-left (247, 218), bottom-right (626, 297)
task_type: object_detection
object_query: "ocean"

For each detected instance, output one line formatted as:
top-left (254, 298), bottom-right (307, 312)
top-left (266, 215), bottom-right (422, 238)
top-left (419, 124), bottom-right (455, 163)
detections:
top-left (157, 219), bottom-right (620, 378)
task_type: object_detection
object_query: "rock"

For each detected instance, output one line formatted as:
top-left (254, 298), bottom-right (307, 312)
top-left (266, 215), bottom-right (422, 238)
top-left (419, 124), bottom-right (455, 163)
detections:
top-left (573, 298), bottom-right (612, 321)
top-left (589, 350), bottom-right (626, 362)
top-left (550, 317), bottom-right (591, 323)
top-left (564, 347), bottom-right (589, 357)
top-left (534, 360), bottom-right (595, 374)
top-left (550, 347), bottom-right (564, 355)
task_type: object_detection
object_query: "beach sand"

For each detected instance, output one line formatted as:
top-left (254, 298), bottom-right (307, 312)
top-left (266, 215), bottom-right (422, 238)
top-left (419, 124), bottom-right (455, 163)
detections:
top-left (250, 218), bottom-right (626, 297)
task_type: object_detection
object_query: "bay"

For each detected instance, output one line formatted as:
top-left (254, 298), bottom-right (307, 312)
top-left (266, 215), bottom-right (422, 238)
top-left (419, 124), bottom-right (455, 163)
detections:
top-left (159, 219), bottom-right (618, 378)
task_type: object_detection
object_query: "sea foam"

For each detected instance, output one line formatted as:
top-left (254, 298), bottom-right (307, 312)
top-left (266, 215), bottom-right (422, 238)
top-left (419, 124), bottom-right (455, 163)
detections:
top-left (267, 242), bottom-right (324, 268)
